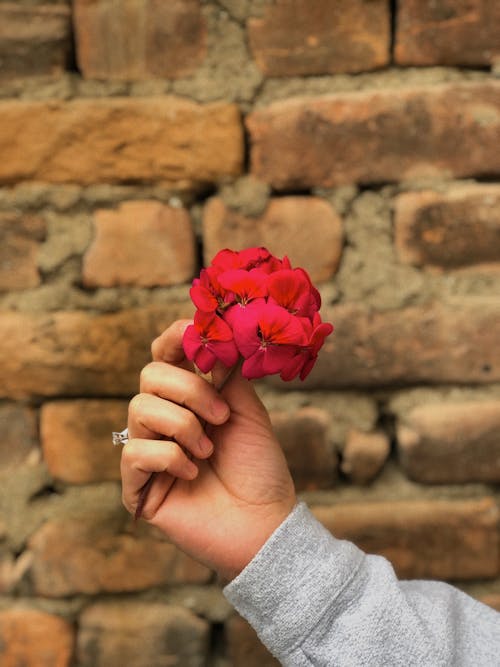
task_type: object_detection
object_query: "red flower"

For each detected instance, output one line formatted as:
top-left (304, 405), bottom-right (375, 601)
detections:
top-left (190, 267), bottom-right (234, 313)
top-left (183, 310), bottom-right (239, 373)
top-left (267, 268), bottom-right (320, 318)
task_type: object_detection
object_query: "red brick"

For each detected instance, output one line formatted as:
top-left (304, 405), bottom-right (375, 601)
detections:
top-left (0, 608), bottom-right (74, 667)
top-left (271, 408), bottom-right (337, 491)
top-left (395, 0), bottom-right (500, 67)
top-left (394, 186), bottom-right (500, 270)
top-left (0, 305), bottom-right (192, 400)
top-left (0, 212), bottom-right (45, 290)
top-left (397, 400), bottom-right (500, 483)
top-left (0, 4), bottom-right (70, 80)
top-left (83, 201), bottom-right (196, 287)
top-left (303, 301), bottom-right (500, 388)
top-left (40, 400), bottom-right (128, 484)
top-left (28, 517), bottom-right (211, 596)
top-left (73, 0), bottom-right (207, 81)
top-left (203, 196), bottom-right (342, 282)
top-left (226, 614), bottom-right (279, 667)
top-left (0, 97), bottom-right (243, 188)
top-left (313, 497), bottom-right (499, 580)
top-left (247, 82), bottom-right (500, 189)
top-left (248, 0), bottom-right (389, 76)
top-left (0, 403), bottom-right (37, 471)
top-left (77, 602), bottom-right (209, 667)
top-left (340, 429), bottom-right (390, 484)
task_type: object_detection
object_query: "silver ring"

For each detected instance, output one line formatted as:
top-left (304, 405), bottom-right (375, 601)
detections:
top-left (112, 428), bottom-right (129, 447)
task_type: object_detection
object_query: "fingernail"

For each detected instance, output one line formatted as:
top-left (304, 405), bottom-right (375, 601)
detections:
top-left (210, 397), bottom-right (230, 422)
top-left (198, 433), bottom-right (214, 457)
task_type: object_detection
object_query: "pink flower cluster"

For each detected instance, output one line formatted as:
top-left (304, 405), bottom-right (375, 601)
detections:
top-left (183, 247), bottom-right (334, 381)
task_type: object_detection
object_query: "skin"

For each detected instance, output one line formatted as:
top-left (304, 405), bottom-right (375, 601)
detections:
top-left (121, 319), bottom-right (297, 581)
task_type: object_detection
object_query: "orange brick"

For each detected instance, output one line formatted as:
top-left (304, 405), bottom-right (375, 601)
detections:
top-left (0, 608), bottom-right (74, 667)
top-left (74, 0), bottom-right (207, 80)
top-left (248, 0), bottom-right (389, 76)
top-left (203, 196), bottom-right (343, 282)
top-left (83, 201), bottom-right (196, 287)
top-left (0, 212), bottom-right (45, 290)
top-left (247, 82), bottom-right (500, 189)
top-left (0, 97), bottom-right (243, 188)
top-left (340, 429), bottom-right (390, 485)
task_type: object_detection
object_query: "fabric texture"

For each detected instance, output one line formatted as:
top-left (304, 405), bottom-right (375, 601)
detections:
top-left (224, 502), bottom-right (500, 666)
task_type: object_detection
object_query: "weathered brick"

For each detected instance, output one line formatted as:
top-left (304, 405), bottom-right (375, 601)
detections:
top-left (40, 400), bottom-right (127, 484)
top-left (313, 497), bottom-right (499, 580)
top-left (0, 4), bottom-right (70, 80)
top-left (394, 185), bottom-right (500, 270)
top-left (395, 0), bottom-right (500, 67)
top-left (340, 429), bottom-right (390, 485)
top-left (0, 305), bottom-right (192, 400)
top-left (0, 97), bottom-right (243, 187)
top-left (226, 614), bottom-right (279, 667)
top-left (247, 82), bottom-right (500, 189)
top-left (28, 516), bottom-right (211, 596)
top-left (203, 196), bottom-right (343, 282)
top-left (77, 602), bottom-right (209, 667)
top-left (0, 212), bottom-right (45, 290)
top-left (83, 201), bottom-right (196, 287)
top-left (397, 400), bottom-right (500, 483)
top-left (271, 408), bottom-right (337, 491)
top-left (303, 301), bottom-right (500, 388)
top-left (73, 0), bottom-right (207, 80)
top-left (0, 403), bottom-right (37, 471)
top-left (0, 608), bottom-right (74, 667)
top-left (247, 0), bottom-right (389, 76)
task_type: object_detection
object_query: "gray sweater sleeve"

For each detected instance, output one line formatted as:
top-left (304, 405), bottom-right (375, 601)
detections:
top-left (223, 502), bottom-right (500, 666)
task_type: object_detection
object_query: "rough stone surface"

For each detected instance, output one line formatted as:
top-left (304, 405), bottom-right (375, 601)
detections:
top-left (313, 497), bottom-right (499, 580)
top-left (395, 0), bottom-right (500, 67)
top-left (40, 400), bottom-right (128, 484)
top-left (248, 0), bottom-right (389, 76)
top-left (77, 601), bottom-right (209, 667)
top-left (83, 201), bottom-right (196, 287)
top-left (73, 0), bottom-right (207, 81)
top-left (0, 97), bottom-right (243, 188)
top-left (397, 400), bottom-right (500, 483)
top-left (394, 185), bottom-right (500, 270)
top-left (247, 82), bottom-right (500, 189)
top-left (0, 4), bottom-right (71, 80)
top-left (271, 408), bottom-right (337, 491)
top-left (340, 429), bottom-right (390, 485)
top-left (203, 196), bottom-right (343, 282)
top-left (0, 212), bottom-right (45, 290)
top-left (0, 608), bottom-right (74, 667)
top-left (0, 403), bottom-right (38, 471)
top-left (226, 614), bottom-right (280, 666)
top-left (28, 517), bottom-right (211, 596)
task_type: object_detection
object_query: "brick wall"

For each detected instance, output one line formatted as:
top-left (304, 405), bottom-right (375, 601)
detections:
top-left (1, 1), bottom-right (499, 665)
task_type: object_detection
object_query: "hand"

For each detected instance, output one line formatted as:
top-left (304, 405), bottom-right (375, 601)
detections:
top-left (121, 320), bottom-right (297, 581)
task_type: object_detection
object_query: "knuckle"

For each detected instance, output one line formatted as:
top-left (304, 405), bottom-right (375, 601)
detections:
top-left (139, 362), bottom-right (156, 391)
top-left (128, 393), bottom-right (148, 419)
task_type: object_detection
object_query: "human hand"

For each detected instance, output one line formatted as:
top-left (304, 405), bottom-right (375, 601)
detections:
top-left (121, 320), bottom-right (297, 581)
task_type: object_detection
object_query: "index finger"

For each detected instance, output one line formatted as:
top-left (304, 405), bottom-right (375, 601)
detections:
top-left (151, 319), bottom-right (194, 365)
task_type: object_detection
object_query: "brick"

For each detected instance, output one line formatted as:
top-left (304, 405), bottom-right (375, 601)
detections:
top-left (77, 601), bottom-right (209, 667)
top-left (0, 608), bottom-right (73, 667)
top-left (480, 594), bottom-right (500, 612)
top-left (0, 403), bottom-right (37, 471)
top-left (303, 301), bottom-right (500, 388)
top-left (0, 212), bottom-right (45, 290)
top-left (203, 196), bottom-right (343, 282)
top-left (0, 4), bottom-right (70, 80)
top-left (340, 429), bottom-right (390, 484)
top-left (0, 305), bottom-right (192, 400)
top-left (83, 201), bottom-right (196, 287)
top-left (28, 516), bottom-right (211, 596)
top-left (395, 186), bottom-right (500, 270)
top-left (0, 97), bottom-right (243, 187)
top-left (226, 615), bottom-right (279, 667)
top-left (247, 82), bottom-right (500, 189)
top-left (40, 400), bottom-right (127, 483)
top-left (247, 0), bottom-right (389, 77)
top-left (313, 497), bottom-right (499, 580)
top-left (397, 400), bottom-right (500, 483)
top-left (395, 0), bottom-right (500, 67)
top-left (271, 408), bottom-right (337, 491)
top-left (73, 0), bottom-right (207, 81)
